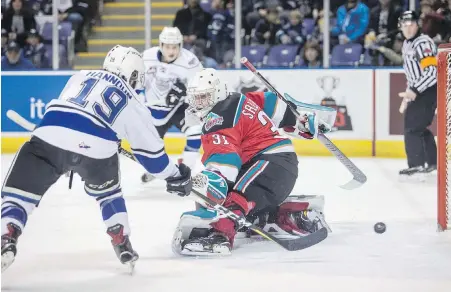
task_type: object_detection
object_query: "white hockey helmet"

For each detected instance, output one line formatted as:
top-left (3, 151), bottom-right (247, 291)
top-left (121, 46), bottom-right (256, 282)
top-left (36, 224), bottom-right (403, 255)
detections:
top-left (186, 68), bottom-right (228, 120)
top-left (159, 27), bottom-right (183, 62)
top-left (103, 45), bottom-right (145, 90)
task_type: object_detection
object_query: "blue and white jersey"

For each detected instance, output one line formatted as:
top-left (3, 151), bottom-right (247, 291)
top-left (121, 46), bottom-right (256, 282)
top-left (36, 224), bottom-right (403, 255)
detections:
top-left (142, 47), bottom-right (203, 126)
top-left (33, 70), bottom-right (180, 179)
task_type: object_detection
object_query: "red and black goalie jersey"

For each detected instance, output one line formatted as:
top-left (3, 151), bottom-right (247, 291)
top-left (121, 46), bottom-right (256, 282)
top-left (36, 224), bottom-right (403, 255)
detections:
top-left (201, 91), bottom-right (297, 183)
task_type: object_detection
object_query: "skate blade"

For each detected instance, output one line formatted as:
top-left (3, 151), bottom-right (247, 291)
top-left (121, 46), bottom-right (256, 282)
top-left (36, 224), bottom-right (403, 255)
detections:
top-left (123, 256), bottom-right (138, 275)
top-left (180, 243), bottom-right (231, 257)
top-left (128, 261), bottom-right (136, 275)
top-left (2, 251), bottom-right (15, 272)
top-left (180, 248), bottom-right (231, 257)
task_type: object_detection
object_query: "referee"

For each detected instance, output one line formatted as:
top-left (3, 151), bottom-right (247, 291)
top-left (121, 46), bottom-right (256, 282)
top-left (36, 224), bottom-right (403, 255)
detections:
top-left (398, 11), bottom-right (437, 177)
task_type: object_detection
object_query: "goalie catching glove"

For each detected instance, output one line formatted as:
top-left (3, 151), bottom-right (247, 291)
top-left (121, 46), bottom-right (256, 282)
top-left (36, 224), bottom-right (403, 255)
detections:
top-left (282, 94), bottom-right (337, 140)
top-left (283, 111), bottom-right (331, 140)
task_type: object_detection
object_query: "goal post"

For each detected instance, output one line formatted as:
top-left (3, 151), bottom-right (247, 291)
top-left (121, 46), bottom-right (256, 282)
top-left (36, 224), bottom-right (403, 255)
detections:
top-left (437, 43), bottom-right (451, 231)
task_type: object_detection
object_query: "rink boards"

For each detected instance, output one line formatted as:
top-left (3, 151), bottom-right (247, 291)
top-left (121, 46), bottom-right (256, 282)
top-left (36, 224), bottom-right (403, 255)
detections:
top-left (2, 69), bottom-right (432, 157)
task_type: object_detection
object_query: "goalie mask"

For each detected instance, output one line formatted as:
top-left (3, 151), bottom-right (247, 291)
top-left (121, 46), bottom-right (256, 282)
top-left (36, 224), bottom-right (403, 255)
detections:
top-left (186, 68), bottom-right (228, 123)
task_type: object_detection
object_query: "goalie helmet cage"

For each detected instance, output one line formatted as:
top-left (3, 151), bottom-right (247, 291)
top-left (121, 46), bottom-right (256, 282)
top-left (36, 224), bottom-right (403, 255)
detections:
top-left (437, 43), bottom-right (451, 231)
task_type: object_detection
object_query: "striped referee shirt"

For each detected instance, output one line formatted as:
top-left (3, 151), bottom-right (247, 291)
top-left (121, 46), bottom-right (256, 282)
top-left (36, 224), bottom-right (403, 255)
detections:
top-left (402, 33), bottom-right (437, 94)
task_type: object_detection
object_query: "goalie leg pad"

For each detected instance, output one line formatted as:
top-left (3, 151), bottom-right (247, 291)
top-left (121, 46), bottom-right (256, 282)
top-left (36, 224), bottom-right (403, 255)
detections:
top-left (251, 195), bottom-right (327, 238)
top-left (172, 208), bottom-right (224, 255)
top-left (276, 195), bottom-right (326, 235)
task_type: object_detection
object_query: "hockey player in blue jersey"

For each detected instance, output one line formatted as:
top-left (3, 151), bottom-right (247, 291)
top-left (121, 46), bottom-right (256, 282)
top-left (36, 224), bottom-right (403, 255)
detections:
top-left (1, 45), bottom-right (193, 272)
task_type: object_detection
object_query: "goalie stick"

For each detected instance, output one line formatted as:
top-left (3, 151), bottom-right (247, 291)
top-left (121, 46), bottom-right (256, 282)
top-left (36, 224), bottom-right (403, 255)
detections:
top-left (190, 188), bottom-right (328, 251)
top-left (240, 57), bottom-right (367, 190)
top-left (115, 146), bottom-right (328, 251)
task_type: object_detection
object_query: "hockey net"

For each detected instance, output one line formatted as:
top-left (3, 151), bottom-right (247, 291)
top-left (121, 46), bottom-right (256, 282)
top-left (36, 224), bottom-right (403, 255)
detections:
top-left (438, 43), bottom-right (451, 231)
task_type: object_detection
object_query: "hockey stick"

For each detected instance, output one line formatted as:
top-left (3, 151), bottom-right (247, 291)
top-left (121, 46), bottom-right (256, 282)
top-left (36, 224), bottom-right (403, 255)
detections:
top-left (6, 110), bottom-right (36, 131)
top-left (240, 57), bottom-right (367, 190)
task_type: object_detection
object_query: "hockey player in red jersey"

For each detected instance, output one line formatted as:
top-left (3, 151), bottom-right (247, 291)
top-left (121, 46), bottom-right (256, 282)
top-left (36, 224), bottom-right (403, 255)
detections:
top-left (172, 69), bottom-right (334, 256)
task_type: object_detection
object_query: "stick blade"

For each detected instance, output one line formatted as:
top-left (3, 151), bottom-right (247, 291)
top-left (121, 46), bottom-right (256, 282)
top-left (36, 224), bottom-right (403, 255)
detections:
top-left (6, 110), bottom-right (36, 131)
top-left (282, 227), bottom-right (328, 251)
top-left (340, 178), bottom-right (366, 190)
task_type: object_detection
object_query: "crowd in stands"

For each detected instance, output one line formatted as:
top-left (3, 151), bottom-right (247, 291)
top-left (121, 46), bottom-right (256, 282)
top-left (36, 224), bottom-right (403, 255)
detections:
top-left (175, 0), bottom-right (451, 68)
top-left (1, 0), bottom-right (101, 70)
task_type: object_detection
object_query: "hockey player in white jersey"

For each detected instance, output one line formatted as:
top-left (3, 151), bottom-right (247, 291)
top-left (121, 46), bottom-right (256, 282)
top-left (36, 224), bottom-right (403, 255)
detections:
top-left (140, 27), bottom-right (203, 183)
top-left (1, 45), bottom-right (192, 272)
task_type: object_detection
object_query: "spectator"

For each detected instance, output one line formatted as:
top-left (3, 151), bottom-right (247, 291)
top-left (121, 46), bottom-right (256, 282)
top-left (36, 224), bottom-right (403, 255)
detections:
top-left (173, 0), bottom-right (212, 47)
top-left (376, 32), bottom-right (403, 65)
top-left (276, 10), bottom-right (306, 45)
top-left (302, 39), bottom-right (322, 67)
top-left (331, 0), bottom-right (370, 44)
top-left (245, 0), bottom-right (280, 35)
top-left (361, 0), bottom-right (380, 8)
top-left (190, 41), bottom-right (218, 68)
top-left (366, 0), bottom-right (402, 44)
top-left (296, 0), bottom-right (315, 18)
top-left (277, 0), bottom-right (314, 17)
top-left (39, 0), bottom-right (86, 51)
top-left (440, 0), bottom-right (451, 42)
top-left (364, 0), bottom-right (402, 56)
top-left (207, 0), bottom-right (235, 63)
top-left (2, 29), bottom-right (8, 56)
top-left (254, 6), bottom-right (282, 44)
top-left (420, 0), bottom-right (449, 43)
top-left (313, 0), bottom-right (346, 19)
top-left (23, 28), bottom-right (50, 68)
top-left (241, 0), bottom-right (257, 35)
top-left (1, 41), bottom-right (35, 70)
top-left (2, 0), bottom-right (37, 47)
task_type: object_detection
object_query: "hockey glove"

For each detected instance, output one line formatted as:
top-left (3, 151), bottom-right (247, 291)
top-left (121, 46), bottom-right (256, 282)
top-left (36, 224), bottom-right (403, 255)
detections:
top-left (166, 80), bottom-right (187, 107)
top-left (283, 112), bottom-right (332, 140)
top-left (166, 163), bottom-right (192, 197)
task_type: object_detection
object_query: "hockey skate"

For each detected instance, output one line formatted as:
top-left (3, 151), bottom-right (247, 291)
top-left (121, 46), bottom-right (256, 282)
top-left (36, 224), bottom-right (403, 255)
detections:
top-left (180, 230), bottom-right (231, 256)
top-left (422, 164), bottom-right (437, 174)
top-left (399, 166), bottom-right (427, 182)
top-left (107, 224), bottom-right (139, 273)
top-left (1, 222), bottom-right (21, 272)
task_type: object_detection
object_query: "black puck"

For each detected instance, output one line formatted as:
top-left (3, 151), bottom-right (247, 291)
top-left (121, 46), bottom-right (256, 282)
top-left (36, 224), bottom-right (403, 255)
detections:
top-left (374, 222), bottom-right (386, 234)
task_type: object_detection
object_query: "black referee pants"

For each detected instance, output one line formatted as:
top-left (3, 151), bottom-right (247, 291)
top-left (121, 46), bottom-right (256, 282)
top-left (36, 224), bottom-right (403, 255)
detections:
top-left (404, 85), bottom-right (437, 168)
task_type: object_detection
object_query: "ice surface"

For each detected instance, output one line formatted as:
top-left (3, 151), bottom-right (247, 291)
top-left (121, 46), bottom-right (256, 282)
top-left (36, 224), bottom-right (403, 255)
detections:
top-left (1, 154), bottom-right (451, 292)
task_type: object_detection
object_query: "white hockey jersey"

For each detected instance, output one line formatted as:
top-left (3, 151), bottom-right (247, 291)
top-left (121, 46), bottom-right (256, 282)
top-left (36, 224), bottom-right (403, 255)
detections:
top-left (142, 47), bottom-right (203, 126)
top-left (33, 70), bottom-right (179, 179)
